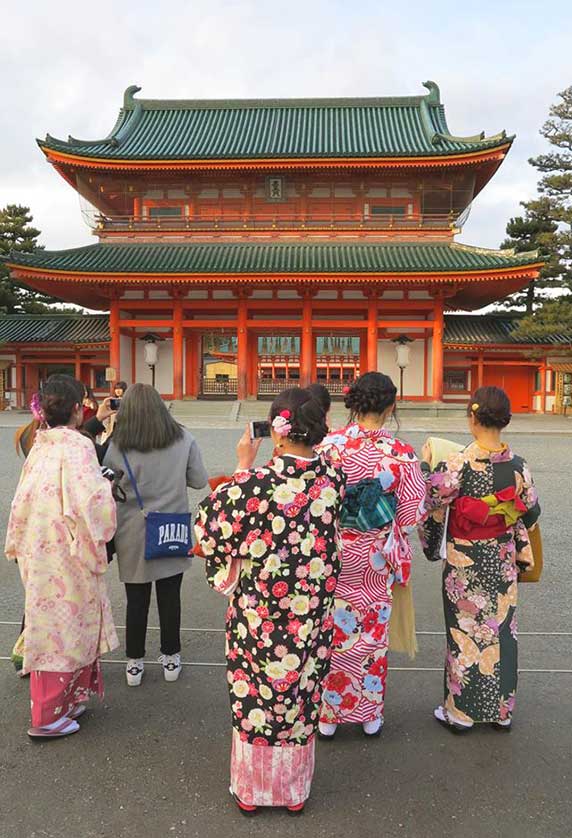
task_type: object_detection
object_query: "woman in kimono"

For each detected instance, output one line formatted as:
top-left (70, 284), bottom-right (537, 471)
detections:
top-left (317, 372), bottom-right (426, 739)
top-left (195, 387), bottom-right (345, 815)
top-left (5, 376), bottom-right (118, 738)
top-left (420, 386), bottom-right (540, 732)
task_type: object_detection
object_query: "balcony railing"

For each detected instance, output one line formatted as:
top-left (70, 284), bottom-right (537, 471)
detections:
top-left (90, 211), bottom-right (460, 234)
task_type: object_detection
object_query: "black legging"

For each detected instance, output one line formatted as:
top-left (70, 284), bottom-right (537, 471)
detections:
top-left (124, 573), bottom-right (183, 659)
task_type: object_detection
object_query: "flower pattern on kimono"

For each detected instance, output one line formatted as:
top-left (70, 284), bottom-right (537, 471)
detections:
top-left (361, 602), bottom-right (391, 644)
top-left (321, 670), bottom-right (362, 720)
top-left (421, 441), bottom-right (540, 724)
top-left (361, 649), bottom-right (388, 703)
top-left (332, 600), bottom-right (361, 652)
top-left (196, 453), bottom-right (345, 746)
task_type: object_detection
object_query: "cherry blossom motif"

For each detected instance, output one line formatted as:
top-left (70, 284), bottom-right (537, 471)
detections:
top-left (196, 452), bottom-right (344, 748)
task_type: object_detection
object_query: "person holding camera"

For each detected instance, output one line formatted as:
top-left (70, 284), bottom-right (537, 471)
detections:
top-left (103, 384), bottom-right (208, 687)
top-left (195, 387), bottom-right (345, 815)
top-left (5, 375), bottom-right (118, 738)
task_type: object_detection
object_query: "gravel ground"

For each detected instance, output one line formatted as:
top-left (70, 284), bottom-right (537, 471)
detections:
top-left (0, 427), bottom-right (570, 838)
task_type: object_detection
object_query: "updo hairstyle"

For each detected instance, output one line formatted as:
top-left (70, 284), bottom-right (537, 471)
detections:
top-left (307, 382), bottom-right (332, 415)
top-left (468, 386), bottom-right (511, 429)
top-left (344, 372), bottom-right (397, 418)
top-left (270, 387), bottom-right (329, 447)
top-left (467, 387), bottom-right (512, 428)
top-left (40, 375), bottom-right (84, 428)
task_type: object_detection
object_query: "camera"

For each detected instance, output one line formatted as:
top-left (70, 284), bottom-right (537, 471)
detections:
top-left (109, 398), bottom-right (122, 410)
top-left (249, 421), bottom-right (271, 439)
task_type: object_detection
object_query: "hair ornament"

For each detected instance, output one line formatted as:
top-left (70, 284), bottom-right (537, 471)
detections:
top-left (471, 403), bottom-right (480, 412)
top-left (279, 409), bottom-right (291, 419)
top-left (272, 414), bottom-right (292, 438)
top-left (30, 392), bottom-right (45, 423)
top-left (342, 385), bottom-right (351, 395)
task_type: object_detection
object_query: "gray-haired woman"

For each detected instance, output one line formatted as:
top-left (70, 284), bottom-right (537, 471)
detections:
top-left (104, 384), bottom-right (208, 686)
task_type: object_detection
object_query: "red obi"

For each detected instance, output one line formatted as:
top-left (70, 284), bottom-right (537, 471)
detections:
top-left (449, 487), bottom-right (527, 540)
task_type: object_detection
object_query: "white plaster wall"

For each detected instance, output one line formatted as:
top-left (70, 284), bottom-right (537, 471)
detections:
top-left (378, 339), bottom-right (425, 396)
top-left (120, 335), bottom-right (131, 384)
top-left (134, 338), bottom-right (175, 395)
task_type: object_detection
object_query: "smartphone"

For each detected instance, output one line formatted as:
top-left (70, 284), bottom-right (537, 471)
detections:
top-left (250, 420), bottom-right (271, 439)
top-left (109, 397), bottom-right (122, 411)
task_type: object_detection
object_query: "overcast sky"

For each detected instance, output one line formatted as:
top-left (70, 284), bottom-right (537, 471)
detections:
top-left (0, 0), bottom-right (570, 252)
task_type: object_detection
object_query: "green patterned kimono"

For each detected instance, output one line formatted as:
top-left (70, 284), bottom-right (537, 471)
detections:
top-left (420, 442), bottom-right (540, 724)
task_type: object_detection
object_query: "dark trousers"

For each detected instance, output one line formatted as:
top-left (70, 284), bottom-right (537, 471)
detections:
top-left (125, 573), bottom-right (183, 659)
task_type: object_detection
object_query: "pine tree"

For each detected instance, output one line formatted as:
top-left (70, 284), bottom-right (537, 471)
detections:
top-left (0, 205), bottom-right (60, 312)
top-left (514, 298), bottom-right (572, 345)
top-left (499, 200), bottom-right (560, 312)
top-left (499, 86), bottom-right (572, 316)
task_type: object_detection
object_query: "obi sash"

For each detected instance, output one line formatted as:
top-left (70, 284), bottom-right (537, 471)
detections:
top-left (449, 486), bottom-right (527, 540)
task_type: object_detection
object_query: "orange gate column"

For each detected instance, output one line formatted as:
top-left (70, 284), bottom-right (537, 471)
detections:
top-left (301, 293), bottom-right (313, 387)
top-left (15, 350), bottom-right (23, 408)
top-left (237, 295), bottom-right (248, 401)
top-left (173, 299), bottom-right (184, 401)
top-left (367, 293), bottom-right (379, 372)
top-left (109, 298), bottom-right (121, 389)
top-left (185, 333), bottom-right (201, 398)
top-left (432, 296), bottom-right (444, 402)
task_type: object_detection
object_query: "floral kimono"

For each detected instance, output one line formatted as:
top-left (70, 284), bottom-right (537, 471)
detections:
top-left (317, 425), bottom-right (426, 727)
top-left (5, 427), bottom-right (118, 726)
top-left (420, 441), bottom-right (540, 724)
top-left (194, 453), bottom-right (345, 809)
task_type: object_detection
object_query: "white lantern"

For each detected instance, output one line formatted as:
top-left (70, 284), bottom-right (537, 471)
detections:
top-left (395, 342), bottom-right (411, 370)
top-left (144, 340), bottom-right (159, 367)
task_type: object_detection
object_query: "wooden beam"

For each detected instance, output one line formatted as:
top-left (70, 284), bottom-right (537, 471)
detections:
top-left (237, 295), bottom-right (248, 401)
top-left (109, 299), bottom-right (121, 388)
top-left (432, 297), bottom-right (444, 401)
top-left (367, 294), bottom-right (378, 372)
top-left (173, 299), bottom-right (184, 400)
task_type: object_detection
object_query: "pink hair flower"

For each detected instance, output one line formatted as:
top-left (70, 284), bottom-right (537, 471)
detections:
top-left (30, 392), bottom-right (45, 423)
top-left (272, 415), bottom-right (292, 437)
top-left (279, 410), bottom-right (291, 419)
top-left (342, 385), bottom-right (350, 395)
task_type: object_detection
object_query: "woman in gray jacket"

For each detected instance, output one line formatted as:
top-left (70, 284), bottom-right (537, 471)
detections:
top-left (104, 384), bottom-right (208, 686)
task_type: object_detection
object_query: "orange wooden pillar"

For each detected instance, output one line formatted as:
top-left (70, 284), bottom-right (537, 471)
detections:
top-left (367, 294), bottom-right (379, 372)
top-left (301, 293), bottom-right (313, 387)
top-left (15, 349), bottom-right (23, 408)
top-left (173, 299), bottom-right (184, 401)
top-left (540, 362), bottom-right (547, 414)
top-left (109, 298), bottom-right (121, 389)
top-left (237, 295), bottom-right (248, 401)
top-left (185, 332), bottom-right (201, 398)
top-left (247, 332), bottom-right (258, 398)
top-left (432, 297), bottom-right (444, 402)
top-left (477, 351), bottom-right (484, 389)
top-left (74, 350), bottom-right (82, 382)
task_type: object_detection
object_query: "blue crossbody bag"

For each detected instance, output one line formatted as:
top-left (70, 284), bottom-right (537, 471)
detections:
top-left (122, 453), bottom-right (191, 561)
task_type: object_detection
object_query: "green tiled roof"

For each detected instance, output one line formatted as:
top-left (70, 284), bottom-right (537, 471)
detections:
top-left (0, 313), bottom-right (565, 347)
top-left (39, 82), bottom-right (512, 161)
top-left (4, 241), bottom-right (539, 276)
top-left (0, 314), bottom-right (109, 343)
top-left (444, 314), bottom-right (571, 346)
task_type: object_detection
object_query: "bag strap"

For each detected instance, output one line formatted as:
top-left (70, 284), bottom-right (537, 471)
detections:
top-left (121, 452), bottom-right (145, 512)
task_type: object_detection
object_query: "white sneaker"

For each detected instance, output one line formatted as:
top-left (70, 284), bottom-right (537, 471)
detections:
top-left (126, 659), bottom-right (144, 687)
top-left (318, 721), bottom-right (338, 739)
top-left (362, 718), bottom-right (383, 737)
top-left (159, 653), bottom-right (182, 682)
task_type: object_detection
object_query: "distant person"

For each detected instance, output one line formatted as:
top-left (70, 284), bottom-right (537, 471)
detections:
top-left (100, 381), bottom-right (128, 443)
top-left (308, 382), bottom-right (332, 428)
top-left (5, 375), bottom-right (118, 738)
top-left (195, 387), bottom-right (345, 815)
top-left (317, 372), bottom-right (426, 739)
top-left (82, 386), bottom-right (98, 423)
top-left (420, 386), bottom-right (540, 733)
top-left (104, 384), bottom-right (208, 687)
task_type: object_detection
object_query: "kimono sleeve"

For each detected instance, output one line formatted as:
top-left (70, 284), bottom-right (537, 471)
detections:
top-left (519, 458), bottom-right (541, 529)
top-left (419, 451), bottom-right (465, 562)
top-left (194, 469), bottom-right (259, 595)
top-left (395, 458), bottom-right (427, 529)
top-left (62, 438), bottom-right (117, 574)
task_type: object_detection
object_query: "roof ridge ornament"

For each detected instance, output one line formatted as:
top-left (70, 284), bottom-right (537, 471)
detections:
top-left (124, 85), bottom-right (142, 109)
top-left (422, 81), bottom-right (441, 105)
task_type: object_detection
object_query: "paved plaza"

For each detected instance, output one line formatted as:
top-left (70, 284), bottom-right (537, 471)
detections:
top-left (0, 419), bottom-right (570, 838)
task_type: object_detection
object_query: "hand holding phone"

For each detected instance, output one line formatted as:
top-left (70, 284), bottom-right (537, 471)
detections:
top-left (236, 425), bottom-right (264, 470)
top-left (109, 397), bottom-right (122, 411)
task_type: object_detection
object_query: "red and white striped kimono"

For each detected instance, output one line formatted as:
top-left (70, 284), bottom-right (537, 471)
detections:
top-left (319, 424), bottom-right (426, 726)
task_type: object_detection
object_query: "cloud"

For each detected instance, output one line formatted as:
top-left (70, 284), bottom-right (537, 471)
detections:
top-left (0, 1), bottom-right (570, 250)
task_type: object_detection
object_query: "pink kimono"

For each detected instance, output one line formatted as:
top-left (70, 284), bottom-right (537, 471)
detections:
top-left (318, 424), bottom-right (426, 727)
top-left (5, 427), bottom-right (118, 725)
